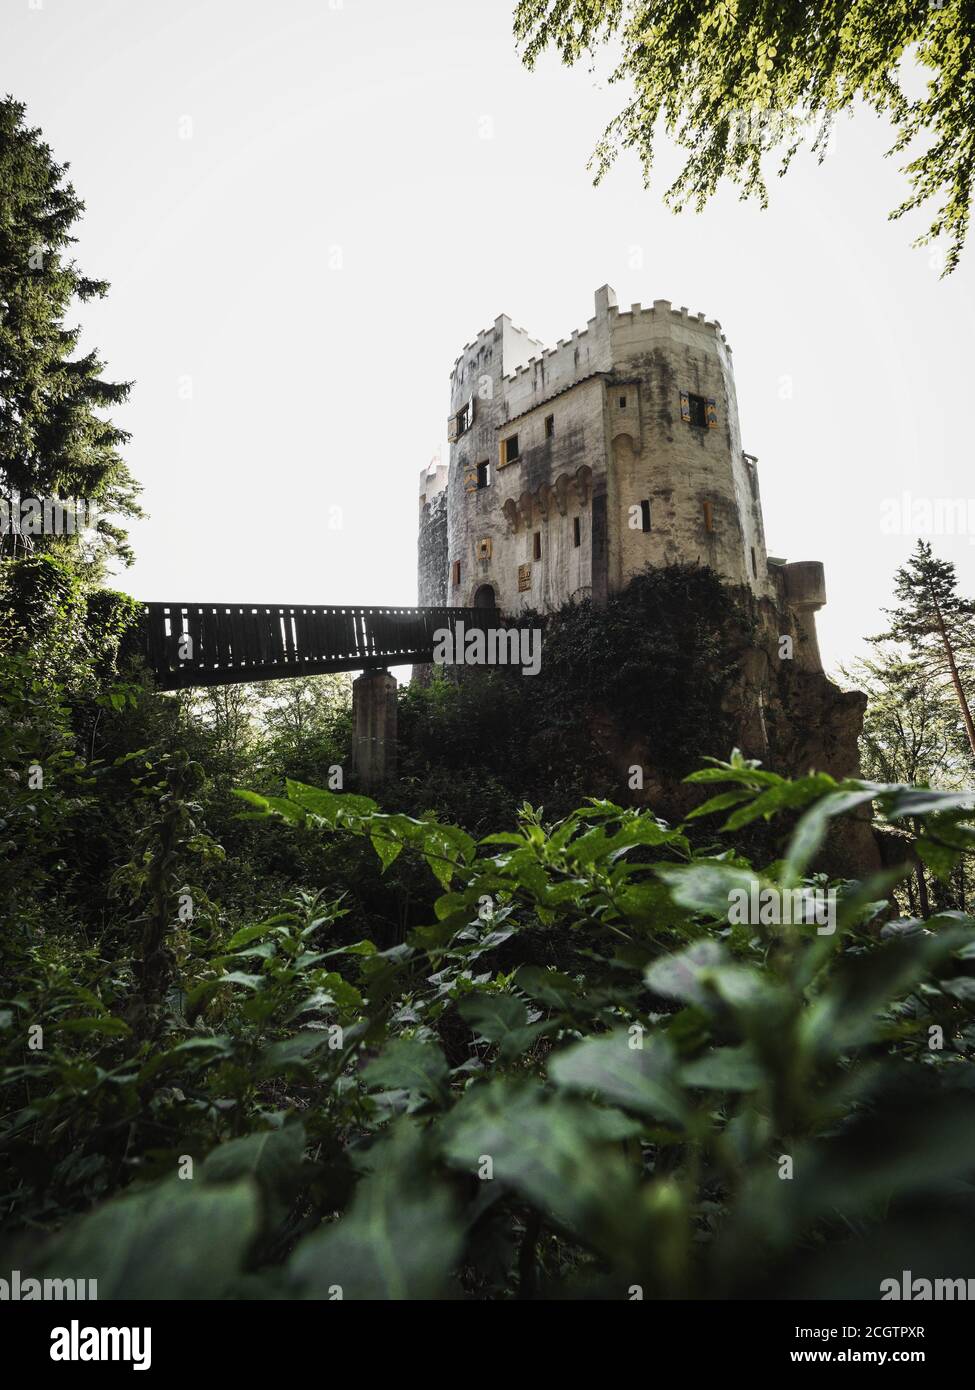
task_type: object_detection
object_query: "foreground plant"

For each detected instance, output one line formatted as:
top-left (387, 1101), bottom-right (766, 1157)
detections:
top-left (3, 755), bottom-right (975, 1298)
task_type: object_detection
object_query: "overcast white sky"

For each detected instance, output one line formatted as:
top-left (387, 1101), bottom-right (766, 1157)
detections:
top-left (4, 0), bottom-right (974, 674)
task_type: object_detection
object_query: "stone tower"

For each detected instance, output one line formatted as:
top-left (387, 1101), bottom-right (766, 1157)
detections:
top-left (418, 284), bottom-right (827, 673)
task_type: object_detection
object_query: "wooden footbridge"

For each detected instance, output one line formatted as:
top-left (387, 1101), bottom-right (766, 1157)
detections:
top-left (140, 601), bottom-right (487, 690)
top-left (138, 601), bottom-right (494, 787)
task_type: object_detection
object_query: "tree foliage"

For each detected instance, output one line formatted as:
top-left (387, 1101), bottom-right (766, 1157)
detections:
top-left (873, 539), bottom-right (975, 759)
top-left (513, 0), bottom-right (975, 271)
top-left (0, 96), bottom-right (141, 653)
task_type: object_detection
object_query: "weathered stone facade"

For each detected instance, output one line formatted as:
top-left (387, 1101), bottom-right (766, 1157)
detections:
top-left (417, 460), bottom-right (448, 608)
top-left (418, 284), bottom-right (826, 674)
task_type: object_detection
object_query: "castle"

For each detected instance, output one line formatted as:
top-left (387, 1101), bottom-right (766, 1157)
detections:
top-left (418, 284), bottom-right (828, 673)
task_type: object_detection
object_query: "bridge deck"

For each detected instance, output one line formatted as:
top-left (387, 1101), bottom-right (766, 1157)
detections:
top-left (140, 602), bottom-right (486, 689)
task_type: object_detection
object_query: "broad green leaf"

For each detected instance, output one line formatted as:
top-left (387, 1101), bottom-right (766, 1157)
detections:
top-left (656, 862), bottom-right (766, 919)
top-left (644, 940), bottom-right (727, 1005)
top-left (258, 1030), bottom-right (335, 1078)
top-left (203, 1125), bottom-right (308, 1227)
top-left (362, 1038), bottom-right (449, 1102)
top-left (440, 1081), bottom-right (645, 1259)
top-left (288, 1122), bottom-right (461, 1299)
top-left (549, 1031), bottom-right (687, 1125)
top-left (680, 1045), bottom-right (764, 1091)
top-left (224, 919), bottom-right (283, 952)
top-left (36, 1178), bottom-right (260, 1299)
top-left (458, 992), bottom-right (550, 1062)
top-left (56, 1016), bottom-right (130, 1037)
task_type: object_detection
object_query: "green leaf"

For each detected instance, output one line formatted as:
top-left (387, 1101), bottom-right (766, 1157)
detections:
top-left (549, 1031), bottom-right (688, 1125)
top-left (680, 1045), bottom-right (764, 1092)
top-left (683, 789), bottom-right (753, 821)
top-left (218, 970), bottom-right (265, 991)
top-left (458, 992), bottom-right (528, 1039)
top-left (362, 1038), bottom-right (449, 1102)
top-left (458, 992), bottom-right (550, 1062)
top-left (202, 1125), bottom-right (308, 1226)
top-left (439, 1080), bottom-right (643, 1259)
top-left (286, 779), bottom-right (378, 821)
top-left (35, 1178), bottom-right (260, 1299)
top-left (722, 774), bottom-right (837, 833)
top-left (288, 1122), bottom-right (461, 1299)
top-left (56, 1016), bottom-right (130, 1037)
top-left (371, 833), bottom-right (403, 872)
top-left (656, 862), bottom-right (764, 919)
top-left (258, 1030), bottom-right (335, 1078)
top-left (644, 940), bottom-right (726, 1006)
top-left (224, 919), bottom-right (283, 952)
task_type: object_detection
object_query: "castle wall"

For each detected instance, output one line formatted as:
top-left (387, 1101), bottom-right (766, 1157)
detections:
top-left (605, 299), bottom-right (774, 601)
top-left (423, 285), bottom-right (824, 673)
top-left (418, 487), bottom-right (448, 606)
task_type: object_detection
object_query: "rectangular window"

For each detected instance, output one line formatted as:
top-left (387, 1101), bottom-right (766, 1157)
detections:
top-left (750, 546), bottom-right (757, 577)
top-left (702, 500), bottom-right (714, 533)
top-left (640, 499), bottom-right (651, 533)
top-left (573, 516), bottom-right (581, 547)
top-left (452, 559), bottom-right (461, 586)
top-left (545, 414), bottom-right (555, 438)
top-left (500, 433), bottom-right (520, 466)
top-left (687, 393), bottom-right (708, 428)
top-left (532, 531), bottom-right (541, 560)
top-left (476, 460), bottom-right (491, 489)
top-left (619, 395), bottom-right (627, 409)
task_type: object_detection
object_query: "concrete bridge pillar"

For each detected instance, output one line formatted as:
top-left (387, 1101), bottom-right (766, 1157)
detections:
top-left (351, 668), bottom-right (397, 791)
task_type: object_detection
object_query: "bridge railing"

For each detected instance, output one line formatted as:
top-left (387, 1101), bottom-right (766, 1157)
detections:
top-left (140, 602), bottom-right (492, 689)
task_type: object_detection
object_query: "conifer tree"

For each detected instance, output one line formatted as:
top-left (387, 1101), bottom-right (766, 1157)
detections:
top-left (0, 96), bottom-right (140, 578)
top-left (874, 540), bottom-right (975, 761)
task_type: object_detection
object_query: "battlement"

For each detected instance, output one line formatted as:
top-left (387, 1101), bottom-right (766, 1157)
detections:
top-left (500, 286), bottom-right (730, 386)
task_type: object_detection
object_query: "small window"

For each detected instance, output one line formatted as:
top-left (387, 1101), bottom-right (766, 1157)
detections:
top-left (702, 500), bottom-right (714, 533)
top-left (478, 538), bottom-right (492, 561)
top-left (532, 531), bottom-right (541, 561)
top-left (687, 393), bottom-right (708, 428)
top-left (476, 460), bottom-right (491, 489)
top-left (640, 499), bottom-right (651, 533)
top-left (750, 546), bottom-right (757, 577)
top-left (448, 395), bottom-right (474, 441)
top-left (452, 559), bottom-right (461, 586)
top-left (545, 414), bottom-right (555, 439)
top-left (573, 516), bottom-right (581, 548)
top-left (619, 395), bottom-right (627, 409)
top-left (500, 433), bottom-right (520, 466)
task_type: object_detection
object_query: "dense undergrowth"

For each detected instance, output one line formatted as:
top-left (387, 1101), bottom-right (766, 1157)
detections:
top-left (4, 638), bottom-right (975, 1297)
